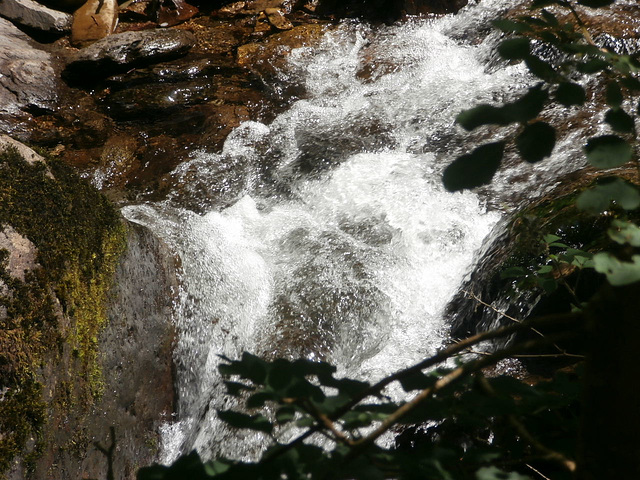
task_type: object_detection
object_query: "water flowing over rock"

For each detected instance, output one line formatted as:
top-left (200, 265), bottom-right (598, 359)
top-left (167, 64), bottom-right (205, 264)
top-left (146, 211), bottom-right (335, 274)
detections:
top-left (0, 0), bottom-right (72, 33)
top-left (64, 29), bottom-right (197, 82)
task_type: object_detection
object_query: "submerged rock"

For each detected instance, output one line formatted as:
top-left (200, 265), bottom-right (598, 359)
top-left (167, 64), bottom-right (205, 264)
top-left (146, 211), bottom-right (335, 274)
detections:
top-left (64, 29), bottom-right (197, 82)
top-left (0, 0), bottom-right (72, 33)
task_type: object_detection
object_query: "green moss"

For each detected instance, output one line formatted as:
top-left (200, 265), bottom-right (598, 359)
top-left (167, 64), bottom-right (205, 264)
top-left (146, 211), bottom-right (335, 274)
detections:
top-left (0, 146), bottom-right (126, 476)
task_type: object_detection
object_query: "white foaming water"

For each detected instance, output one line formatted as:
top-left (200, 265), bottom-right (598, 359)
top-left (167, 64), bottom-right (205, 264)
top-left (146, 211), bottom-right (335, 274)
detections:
top-left (123, 0), bottom-right (532, 463)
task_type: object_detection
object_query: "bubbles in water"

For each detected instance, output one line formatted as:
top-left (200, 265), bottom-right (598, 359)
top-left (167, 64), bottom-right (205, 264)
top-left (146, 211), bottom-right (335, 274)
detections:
top-left (122, 0), bottom-right (528, 462)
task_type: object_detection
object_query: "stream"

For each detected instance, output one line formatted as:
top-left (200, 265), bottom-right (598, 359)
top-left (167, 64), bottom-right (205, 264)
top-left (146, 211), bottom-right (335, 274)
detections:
top-left (122, 0), bottom-right (551, 463)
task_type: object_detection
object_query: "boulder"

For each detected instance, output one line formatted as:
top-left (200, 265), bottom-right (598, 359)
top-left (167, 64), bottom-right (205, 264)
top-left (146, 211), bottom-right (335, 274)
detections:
top-left (0, 0), bottom-right (72, 33)
top-left (0, 18), bottom-right (62, 133)
top-left (70, 0), bottom-right (119, 47)
top-left (64, 28), bottom-right (197, 82)
top-left (0, 138), bottom-right (176, 480)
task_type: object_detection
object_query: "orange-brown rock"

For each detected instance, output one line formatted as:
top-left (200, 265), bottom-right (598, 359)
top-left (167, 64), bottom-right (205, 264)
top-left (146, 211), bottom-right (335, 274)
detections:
top-left (70, 0), bottom-right (119, 48)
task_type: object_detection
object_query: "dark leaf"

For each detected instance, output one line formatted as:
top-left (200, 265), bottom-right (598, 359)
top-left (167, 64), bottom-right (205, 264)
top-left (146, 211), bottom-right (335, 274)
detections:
top-left (605, 108), bottom-right (635, 133)
top-left (476, 466), bottom-right (533, 479)
top-left (246, 391), bottom-right (277, 409)
top-left (561, 43), bottom-right (603, 56)
top-left (399, 370), bottom-right (437, 392)
top-left (525, 55), bottom-right (558, 81)
top-left (275, 406), bottom-right (297, 424)
top-left (498, 38), bottom-right (530, 60)
top-left (491, 19), bottom-right (532, 33)
top-left (584, 135), bottom-right (633, 168)
top-left (606, 81), bottom-right (623, 108)
top-left (577, 0), bottom-right (615, 7)
top-left (576, 178), bottom-right (640, 214)
top-left (577, 58), bottom-right (610, 73)
top-left (217, 410), bottom-right (273, 433)
top-left (503, 84), bottom-right (548, 123)
top-left (443, 142), bottom-right (505, 192)
top-left (555, 82), bottom-right (586, 106)
top-left (537, 276), bottom-right (558, 293)
top-left (137, 451), bottom-right (210, 480)
top-left (500, 266), bottom-right (527, 279)
top-left (594, 252), bottom-right (640, 286)
top-left (456, 104), bottom-right (511, 130)
top-left (540, 9), bottom-right (559, 26)
top-left (619, 77), bottom-right (640, 91)
top-left (267, 359), bottom-right (293, 391)
top-left (219, 352), bottom-right (268, 384)
top-left (224, 381), bottom-right (253, 396)
top-left (516, 121), bottom-right (556, 163)
top-left (530, 0), bottom-right (562, 7)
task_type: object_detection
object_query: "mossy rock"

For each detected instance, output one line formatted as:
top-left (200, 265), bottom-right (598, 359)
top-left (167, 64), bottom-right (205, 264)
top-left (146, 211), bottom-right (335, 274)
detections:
top-left (0, 143), bottom-right (126, 477)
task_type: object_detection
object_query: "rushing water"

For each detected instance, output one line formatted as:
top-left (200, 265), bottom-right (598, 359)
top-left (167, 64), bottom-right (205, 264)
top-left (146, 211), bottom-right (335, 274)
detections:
top-left (122, 0), bottom-right (544, 463)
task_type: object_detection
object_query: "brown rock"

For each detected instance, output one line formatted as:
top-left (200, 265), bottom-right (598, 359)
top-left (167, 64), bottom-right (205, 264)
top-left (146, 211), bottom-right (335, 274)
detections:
top-left (0, 0), bottom-right (72, 33)
top-left (156, 0), bottom-right (199, 27)
top-left (237, 23), bottom-right (327, 75)
top-left (265, 7), bottom-right (293, 30)
top-left (70, 0), bottom-right (119, 48)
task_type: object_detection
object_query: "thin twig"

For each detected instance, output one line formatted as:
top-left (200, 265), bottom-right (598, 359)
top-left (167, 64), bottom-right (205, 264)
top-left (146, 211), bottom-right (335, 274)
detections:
top-left (345, 332), bottom-right (578, 459)
top-left (561, 0), bottom-right (597, 47)
top-left (264, 312), bottom-right (583, 464)
top-left (302, 400), bottom-right (354, 446)
top-left (463, 290), bottom-right (575, 356)
top-left (526, 463), bottom-right (552, 480)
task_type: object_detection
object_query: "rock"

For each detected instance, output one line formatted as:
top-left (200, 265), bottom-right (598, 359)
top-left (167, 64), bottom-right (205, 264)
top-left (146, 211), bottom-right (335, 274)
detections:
top-left (0, 0), bottom-right (72, 33)
top-left (0, 226), bottom-right (38, 283)
top-left (70, 0), bottom-right (119, 47)
top-left (156, 0), bottom-right (199, 27)
top-left (64, 29), bottom-right (197, 82)
top-left (0, 18), bottom-right (62, 134)
top-left (265, 7), bottom-right (293, 30)
top-left (218, 0), bottom-right (288, 16)
top-left (237, 23), bottom-right (327, 78)
top-left (0, 134), bottom-right (54, 177)
top-left (0, 138), bottom-right (176, 480)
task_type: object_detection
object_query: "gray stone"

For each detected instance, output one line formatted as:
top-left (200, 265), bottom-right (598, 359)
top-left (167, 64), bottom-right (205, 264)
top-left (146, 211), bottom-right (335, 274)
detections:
top-left (0, 225), bottom-right (38, 294)
top-left (64, 29), bottom-right (197, 82)
top-left (0, 18), bottom-right (62, 131)
top-left (0, 0), bottom-right (72, 33)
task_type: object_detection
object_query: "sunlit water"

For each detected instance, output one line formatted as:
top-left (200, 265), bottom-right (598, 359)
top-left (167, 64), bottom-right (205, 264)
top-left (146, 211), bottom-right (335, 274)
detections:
top-left (120, 0), bottom-right (552, 462)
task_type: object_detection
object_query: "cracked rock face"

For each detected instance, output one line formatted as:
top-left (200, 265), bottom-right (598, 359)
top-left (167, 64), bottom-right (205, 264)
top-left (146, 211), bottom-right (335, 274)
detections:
top-left (0, 18), bottom-right (62, 134)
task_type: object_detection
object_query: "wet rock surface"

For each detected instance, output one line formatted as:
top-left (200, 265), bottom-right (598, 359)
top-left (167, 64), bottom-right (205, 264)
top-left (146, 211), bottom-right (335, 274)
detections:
top-left (65, 29), bottom-right (197, 81)
top-left (0, 0), bottom-right (534, 478)
top-left (0, 17), bottom-right (64, 136)
top-left (0, 0), bottom-right (72, 33)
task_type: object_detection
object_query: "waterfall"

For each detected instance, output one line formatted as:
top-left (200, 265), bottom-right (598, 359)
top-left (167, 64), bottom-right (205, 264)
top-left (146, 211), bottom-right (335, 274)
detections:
top-left (122, 0), bottom-right (539, 463)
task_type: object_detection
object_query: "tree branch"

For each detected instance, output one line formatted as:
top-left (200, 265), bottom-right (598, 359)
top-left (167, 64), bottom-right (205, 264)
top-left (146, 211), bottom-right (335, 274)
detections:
top-left (345, 332), bottom-right (579, 459)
